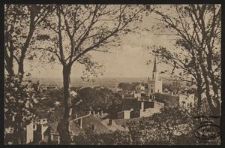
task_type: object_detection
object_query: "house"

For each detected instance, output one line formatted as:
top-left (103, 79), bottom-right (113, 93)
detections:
top-left (43, 114), bottom-right (109, 144)
top-left (118, 110), bottom-right (133, 119)
top-left (70, 114), bottom-right (109, 135)
top-left (25, 121), bottom-right (34, 144)
top-left (179, 94), bottom-right (195, 110)
top-left (100, 118), bottom-right (125, 131)
top-left (32, 118), bottom-right (49, 143)
top-left (4, 120), bottom-right (35, 144)
top-left (45, 122), bottom-right (59, 144)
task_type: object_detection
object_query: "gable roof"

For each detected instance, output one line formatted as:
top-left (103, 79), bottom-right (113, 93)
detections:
top-left (69, 114), bottom-right (108, 135)
top-left (47, 122), bottom-right (58, 133)
top-left (101, 119), bottom-right (125, 131)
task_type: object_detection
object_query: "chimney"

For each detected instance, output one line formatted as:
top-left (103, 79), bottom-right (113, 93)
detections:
top-left (92, 111), bottom-right (95, 115)
top-left (100, 110), bottom-right (103, 116)
top-left (78, 118), bottom-right (82, 129)
top-left (75, 114), bottom-right (78, 119)
top-left (108, 119), bottom-right (112, 125)
top-left (88, 110), bottom-right (92, 115)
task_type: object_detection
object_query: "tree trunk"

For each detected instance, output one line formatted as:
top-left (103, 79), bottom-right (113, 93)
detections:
top-left (4, 41), bottom-right (15, 76)
top-left (200, 64), bottom-right (220, 116)
top-left (5, 61), bottom-right (14, 76)
top-left (196, 82), bottom-right (203, 114)
top-left (18, 61), bottom-right (24, 77)
top-left (57, 65), bottom-right (72, 144)
top-left (12, 114), bottom-right (23, 144)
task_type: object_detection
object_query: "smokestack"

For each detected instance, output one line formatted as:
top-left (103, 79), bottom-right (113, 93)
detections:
top-left (78, 118), bottom-right (82, 129)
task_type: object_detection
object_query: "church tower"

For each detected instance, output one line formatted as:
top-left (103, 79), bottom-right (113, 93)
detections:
top-left (152, 56), bottom-right (159, 80)
top-left (148, 55), bottom-right (162, 96)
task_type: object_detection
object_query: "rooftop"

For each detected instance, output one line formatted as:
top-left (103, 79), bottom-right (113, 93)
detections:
top-left (70, 114), bottom-right (109, 135)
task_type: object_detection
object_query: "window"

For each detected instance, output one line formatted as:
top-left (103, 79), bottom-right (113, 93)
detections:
top-left (33, 124), bottom-right (37, 130)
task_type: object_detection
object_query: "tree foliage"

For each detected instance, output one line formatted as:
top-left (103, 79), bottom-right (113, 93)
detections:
top-left (72, 107), bottom-right (214, 145)
top-left (118, 82), bottom-right (147, 92)
top-left (72, 129), bottom-right (131, 145)
top-left (4, 4), bottom-right (54, 76)
top-left (74, 87), bottom-right (122, 113)
top-left (147, 4), bottom-right (221, 115)
top-left (4, 74), bottom-right (41, 144)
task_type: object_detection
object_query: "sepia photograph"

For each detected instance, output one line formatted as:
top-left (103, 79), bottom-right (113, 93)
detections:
top-left (4, 4), bottom-right (221, 145)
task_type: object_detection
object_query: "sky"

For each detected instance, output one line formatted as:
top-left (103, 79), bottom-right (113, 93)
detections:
top-left (22, 5), bottom-right (178, 79)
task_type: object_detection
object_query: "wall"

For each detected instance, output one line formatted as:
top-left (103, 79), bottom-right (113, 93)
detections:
top-left (122, 99), bottom-right (138, 110)
top-left (26, 122), bottom-right (34, 144)
top-left (148, 80), bottom-right (162, 95)
top-left (124, 110), bottom-right (131, 119)
top-left (41, 124), bottom-right (49, 141)
top-left (139, 101), bottom-right (164, 118)
top-left (117, 110), bottom-right (131, 119)
top-left (154, 80), bottom-right (162, 93)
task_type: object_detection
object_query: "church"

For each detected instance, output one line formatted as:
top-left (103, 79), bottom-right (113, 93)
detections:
top-left (147, 56), bottom-right (163, 95)
top-left (117, 55), bottom-right (195, 119)
top-left (117, 55), bottom-right (164, 119)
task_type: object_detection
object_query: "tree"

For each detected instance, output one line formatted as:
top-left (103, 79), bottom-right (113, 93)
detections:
top-left (4, 5), bottom-right (55, 144)
top-left (4, 4), bottom-right (54, 77)
top-left (4, 74), bottom-right (41, 144)
top-left (73, 87), bottom-right (122, 113)
top-left (124, 107), bottom-right (195, 145)
top-left (147, 4), bottom-right (221, 115)
top-left (72, 128), bottom-right (131, 145)
top-left (38, 4), bottom-right (143, 144)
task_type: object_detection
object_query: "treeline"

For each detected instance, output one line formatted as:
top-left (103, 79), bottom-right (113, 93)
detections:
top-left (117, 82), bottom-right (148, 92)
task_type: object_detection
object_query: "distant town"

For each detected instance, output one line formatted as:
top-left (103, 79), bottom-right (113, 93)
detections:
top-left (5, 56), bottom-right (200, 144)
